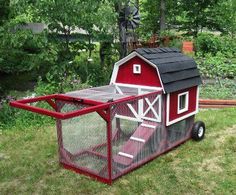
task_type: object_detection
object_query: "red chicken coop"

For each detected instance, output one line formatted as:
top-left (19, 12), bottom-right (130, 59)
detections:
top-left (10, 47), bottom-right (205, 185)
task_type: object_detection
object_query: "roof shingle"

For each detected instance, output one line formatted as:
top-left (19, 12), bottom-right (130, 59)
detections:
top-left (134, 47), bottom-right (202, 93)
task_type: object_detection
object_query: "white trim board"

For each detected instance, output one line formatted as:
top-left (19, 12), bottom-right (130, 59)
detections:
top-left (166, 110), bottom-right (197, 126)
top-left (115, 114), bottom-right (143, 122)
top-left (196, 86), bottom-right (200, 112)
top-left (115, 83), bottom-right (162, 91)
top-left (177, 91), bottom-right (189, 114)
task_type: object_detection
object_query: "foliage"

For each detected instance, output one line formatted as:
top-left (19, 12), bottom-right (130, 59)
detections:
top-left (210, 0), bottom-right (236, 37)
top-left (200, 79), bottom-right (236, 99)
top-left (0, 22), bottom-right (57, 73)
top-left (33, 0), bottom-right (117, 90)
top-left (139, 0), bottom-right (179, 37)
top-left (0, 98), bottom-right (53, 132)
top-left (0, 0), bottom-right (10, 25)
top-left (195, 33), bottom-right (236, 55)
top-left (75, 49), bottom-right (116, 87)
top-left (196, 52), bottom-right (236, 79)
top-left (178, 0), bottom-right (218, 36)
top-left (168, 37), bottom-right (183, 49)
top-left (195, 33), bottom-right (236, 79)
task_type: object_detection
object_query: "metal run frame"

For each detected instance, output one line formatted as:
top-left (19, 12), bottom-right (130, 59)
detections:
top-left (10, 90), bottom-right (194, 185)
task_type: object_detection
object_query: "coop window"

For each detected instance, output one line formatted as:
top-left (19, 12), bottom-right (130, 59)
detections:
top-left (177, 92), bottom-right (189, 114)
top-left (133, 64), bottom-right (141, 74)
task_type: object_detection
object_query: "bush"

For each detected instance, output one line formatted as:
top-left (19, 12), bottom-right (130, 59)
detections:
top-left (200, 79), bottom-right (236, 99)
top-left (0, 96), bottom-right (53, 132)
top-left (195, 33), bottom-right (236, 56)
top-left (0, 76), bottom-right (93, 132)
top-left (0, 25), bottom-right (56, 74)
top-left (75, 51), bottom-right (113, 87)
top-left (196, 52), bottom-right (236, 79)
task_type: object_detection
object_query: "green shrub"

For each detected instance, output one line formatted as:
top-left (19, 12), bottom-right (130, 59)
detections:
top-left (0, 99), bottom-right (53, 132)
top-left (0, 26), bottom-right (56, 74)
top-left (195, 33), bottom-right (236, 56)
top-left (195, 33), bottom-right (223, 55)
top-left (75, 51), bottom-right (113, 87)
top-left (196, 52), bottom-right (236, 79)
top-left (200, 79), bottom-right (236, 99)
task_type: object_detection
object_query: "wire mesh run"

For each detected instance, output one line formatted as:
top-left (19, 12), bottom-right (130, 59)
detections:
top-left (57, 102), bottom-right (109, 179)
top-left (55, 89), bottom-right (194, 183)
top-left (110, 94), bottom-right (194, 180)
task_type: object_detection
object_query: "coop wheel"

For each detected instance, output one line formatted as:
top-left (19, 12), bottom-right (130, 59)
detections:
top-left (191, 121), bottom-right (205, 141)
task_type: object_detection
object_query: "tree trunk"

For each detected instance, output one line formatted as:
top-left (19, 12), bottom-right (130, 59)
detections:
top-left (160, 0), bottom-right (166, 32)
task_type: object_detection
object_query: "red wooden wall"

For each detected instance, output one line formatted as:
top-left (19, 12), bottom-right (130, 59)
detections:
top-left (115, 56), bottom-right (162, 88)
top-left (168, 86), bottom-right (198, 123)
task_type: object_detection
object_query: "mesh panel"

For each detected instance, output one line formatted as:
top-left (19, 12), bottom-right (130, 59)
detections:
top-left (57, 100), bottom-right (89, 113)
top-left (166, 116), bottom-right (194, 147)
top-left (110, 94), bottom-right (194, 179)
top-left (66, 85), bottom-right (131, 102)
top-left (57, 102), bottom-right (108, 178)
top-left (116, 86), bottom-right (138, 95)
top-left (55, 89), bottom-right (194, 181)
top-left (111, 93), bottom-right (164, 178)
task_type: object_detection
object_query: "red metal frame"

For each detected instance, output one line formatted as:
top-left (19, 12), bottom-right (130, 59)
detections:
top-left (10, 94), bottom-right (108, 119)
top-left (10, 91), bottom-right (161, 119)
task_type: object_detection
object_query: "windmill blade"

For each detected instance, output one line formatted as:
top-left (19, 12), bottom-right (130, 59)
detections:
top-left (132, 7), bottom-right (139, 16)
top-left (120, 5), bottom-right (140, 29)
top-left (133, 14), bottom-right (140, 21)
top-left (130, 21), bottom-right (138, 29)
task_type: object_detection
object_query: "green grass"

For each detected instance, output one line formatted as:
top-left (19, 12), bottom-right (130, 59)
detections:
top-left (0, 108), bottom-right (236, 194)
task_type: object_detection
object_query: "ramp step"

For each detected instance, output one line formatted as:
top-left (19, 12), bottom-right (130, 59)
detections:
top-left (141, 123), bottom-right (156, 129)
top-left (130, 136), bottom-right (145, 143)
top-left (118, 152), bottom-right (134, 159)
top-left (114, 121), bottom-right (160, 166)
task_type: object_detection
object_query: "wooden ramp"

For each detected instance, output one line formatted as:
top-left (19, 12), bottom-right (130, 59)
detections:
top-left (113, 120), bottom-right (159, 166)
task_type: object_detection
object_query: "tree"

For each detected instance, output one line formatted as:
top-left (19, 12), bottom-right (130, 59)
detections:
top-left (113, 0), bottom-right (128, 58)
top-left (179, 0), bottom-right (218, 36)
top-left (159, 0), bottom-right (166, 31)
top-left (211, 0), bottom-right (236, 37)
top-left (0, 0), bottom-right (10, 25)
top-left (0, 1), bottom-right (55, 74)
top-left (140, 0), bottom-right (179, 36)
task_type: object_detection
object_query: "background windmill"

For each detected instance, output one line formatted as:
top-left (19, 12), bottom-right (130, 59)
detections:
top-left (119, 1), bottom-right (140, 57)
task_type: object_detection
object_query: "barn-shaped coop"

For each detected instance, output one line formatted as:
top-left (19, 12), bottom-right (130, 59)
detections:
top-left (10, 48), bottom-right (205, 184)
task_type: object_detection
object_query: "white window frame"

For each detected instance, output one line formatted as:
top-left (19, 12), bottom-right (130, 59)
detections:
top-left (133, 64), bottom-right (141, 74)
top-left (177, 91), bottom-right (189, 114)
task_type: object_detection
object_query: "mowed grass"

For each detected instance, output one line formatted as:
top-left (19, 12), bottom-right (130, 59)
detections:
top-left (0, 108), bottom-right (236, 194)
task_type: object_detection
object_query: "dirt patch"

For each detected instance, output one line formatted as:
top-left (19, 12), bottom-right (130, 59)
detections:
top-left (198, 156), bottom-right (223, 173)
top-left (208, 125), bottom-right (236, 142)
top-left (196, 125), bottom-right (236, 173)
top-left (0, 153), bottom-right (10, 160)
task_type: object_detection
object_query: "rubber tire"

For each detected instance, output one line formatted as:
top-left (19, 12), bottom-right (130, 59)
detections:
top-left (191, 121), bottom-right (205, 141)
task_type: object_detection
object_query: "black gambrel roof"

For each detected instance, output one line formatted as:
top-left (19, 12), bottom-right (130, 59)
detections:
top-left (135, 48), bottom-right (202, 93)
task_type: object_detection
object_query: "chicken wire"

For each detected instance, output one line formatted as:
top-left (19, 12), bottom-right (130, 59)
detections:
top-left (166, 116), bottom-right (194, 148)
top-left (65, 85), bottom-right (131, 102)
top-left (56, 101), bottom-right (109, 178)
top-left (54, 89), bottom-right (194, 182)
top-left (110, 94), bottom-right (193, 179)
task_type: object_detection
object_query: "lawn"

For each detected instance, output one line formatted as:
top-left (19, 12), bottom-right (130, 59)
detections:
top-left (0, 108), bottom-right (236, 194)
